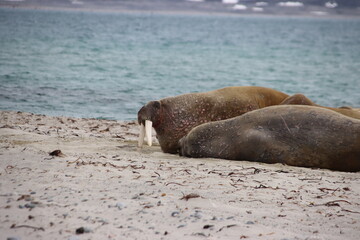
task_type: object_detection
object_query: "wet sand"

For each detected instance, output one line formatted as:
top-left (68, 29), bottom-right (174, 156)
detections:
top-left (0, 110), bottom-right (359, 239)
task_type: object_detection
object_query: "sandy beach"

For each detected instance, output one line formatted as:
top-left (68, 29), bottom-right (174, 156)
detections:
top-left (0, 110), bottom-right (359, 239)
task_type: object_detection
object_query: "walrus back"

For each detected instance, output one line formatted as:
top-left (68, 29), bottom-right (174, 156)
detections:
top-left (179, 105), bottom-right (360, 172)
top-left (236, 105), bottom-right (360, 171)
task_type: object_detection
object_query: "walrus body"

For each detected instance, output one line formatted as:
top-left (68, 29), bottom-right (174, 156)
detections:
top-left (138, 86), bottom-right (289, 153)
top-left (280, 93), bottom-right (360, 119)
top-left (179, 105), bottom-right (360, 172)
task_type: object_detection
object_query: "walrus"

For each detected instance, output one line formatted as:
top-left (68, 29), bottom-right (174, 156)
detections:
top-left (178, 105), bottom-right (360, 172)
top-left (280, 93), bottom-right (360, 119)
top-left (138, 86), bottom-right (289, 153)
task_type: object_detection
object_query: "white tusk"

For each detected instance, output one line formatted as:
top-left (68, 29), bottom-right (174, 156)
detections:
top-left (138, 124), bottom-right (145, 148)
top-left (145, 120), bottom-right (153, 146)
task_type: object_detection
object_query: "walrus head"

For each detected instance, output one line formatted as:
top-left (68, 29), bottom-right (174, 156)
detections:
top-left (137, 101), bottom-right (162, 147)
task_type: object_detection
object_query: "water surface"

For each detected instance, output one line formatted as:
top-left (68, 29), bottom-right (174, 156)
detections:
top-left (1, 8), bottom-right (359, 120)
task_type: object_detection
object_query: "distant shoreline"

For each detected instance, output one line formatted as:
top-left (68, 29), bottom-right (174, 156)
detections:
top-left (1, 2), bottom-right (360, 19)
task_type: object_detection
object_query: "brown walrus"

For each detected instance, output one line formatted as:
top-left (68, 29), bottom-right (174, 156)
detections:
top-left (179, 105), bottom-right (360, 172)
top-left (138, 86), bottom-right (289, 153)
top-left (280, 93), bottom-right (360, 119)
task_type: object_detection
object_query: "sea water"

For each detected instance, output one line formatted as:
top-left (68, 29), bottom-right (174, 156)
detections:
top-left (1, 8), bottom-right (359, 120)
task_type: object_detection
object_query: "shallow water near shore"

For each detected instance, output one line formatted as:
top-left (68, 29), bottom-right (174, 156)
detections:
top-left (1, 8), bottom-right (359, 120)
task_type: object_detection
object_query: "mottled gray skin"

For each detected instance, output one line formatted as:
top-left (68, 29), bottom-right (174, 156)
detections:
top-left (280, 93), bottom-right (360, 119)
top-left (138, 86), bottom-right (289, 153)
top-left (179, 105), bottom-right (360, 172)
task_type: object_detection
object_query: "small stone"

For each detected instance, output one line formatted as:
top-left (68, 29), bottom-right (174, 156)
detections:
top-left (98, 219), bottom-right (108, 224)
top-left (177, 224), bottom-right (186, 228)
top-left (7, 237), bottom-right (20, 240)
top-left (76, 227), bottom-right (85, 234)
top-left (194, 211), bottom-right (202, 219)
top-left (171, 211), bottom-right (180, 217)
top-left (203, 224), bottom-right (214, 229)
top-left (30, 192), bottom-right (36, 195)
top-left (75, 227), bottom-right (92, 234)
top-left (131, 194), bottom-right (140, 199)
top-left (24, 203), bottom-right (36, 209)
top-left (115, 202), bottom-right (126, 210)
top-left (49, 149), bottom-right (65, 157)
top-left (246, 221), bottom-right (255, 225)
top-left (193, 232), bottom-right (207, 237)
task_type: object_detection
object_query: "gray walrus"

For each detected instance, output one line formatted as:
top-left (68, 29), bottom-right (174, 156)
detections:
top-left (179, 105), bottom-right (360, 172)
top-left (137, 86), bottom-right (289, 153)
top-left (280, 93), bottom-right (360, 119)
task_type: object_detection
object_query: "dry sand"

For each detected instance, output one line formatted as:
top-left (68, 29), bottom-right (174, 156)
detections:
top-left (0, 110), bottom-right (359, 240)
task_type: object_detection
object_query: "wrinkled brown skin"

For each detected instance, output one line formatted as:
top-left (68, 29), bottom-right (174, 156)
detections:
top-left (138, 86), bottom-right (289, 153)
top-left (280, 93), bottom-right (360, 120)
top-left (179, 105), bottom-right (360, 172)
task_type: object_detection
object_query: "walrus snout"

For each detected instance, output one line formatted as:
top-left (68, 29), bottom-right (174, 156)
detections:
top-left (137, 101), bottom-right (162, 148)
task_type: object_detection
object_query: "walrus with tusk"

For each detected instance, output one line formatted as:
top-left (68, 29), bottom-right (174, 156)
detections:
top-left (137, 86), bottom-right (289, 153)
top-left (178, 105), bottom-right (360, 172)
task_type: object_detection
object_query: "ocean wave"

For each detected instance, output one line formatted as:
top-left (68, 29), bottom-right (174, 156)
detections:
top-left (222, 0), bottom-right (238, 4)
top-left (278, 2), bottom-right (304, 7)
top-left (233, 4), bottom-right (247, 10)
